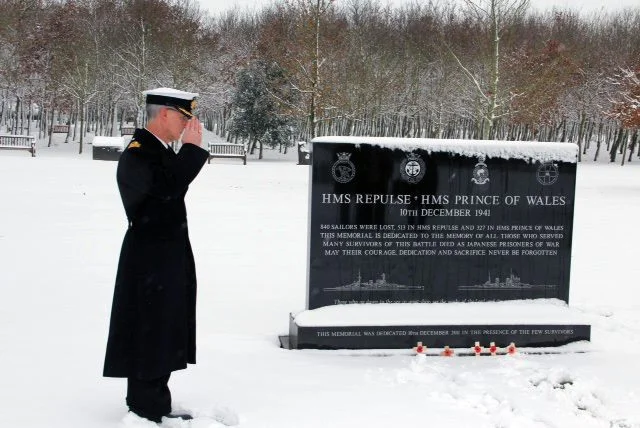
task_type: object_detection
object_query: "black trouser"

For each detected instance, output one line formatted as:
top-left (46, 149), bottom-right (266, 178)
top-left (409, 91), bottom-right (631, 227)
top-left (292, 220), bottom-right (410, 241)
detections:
top-left (126, 374), bottom-right (171, 423)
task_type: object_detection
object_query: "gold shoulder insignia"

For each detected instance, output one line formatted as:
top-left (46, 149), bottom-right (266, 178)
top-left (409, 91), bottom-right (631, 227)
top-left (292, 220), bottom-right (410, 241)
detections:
top-left (127, 141), bottom-right (141, 149)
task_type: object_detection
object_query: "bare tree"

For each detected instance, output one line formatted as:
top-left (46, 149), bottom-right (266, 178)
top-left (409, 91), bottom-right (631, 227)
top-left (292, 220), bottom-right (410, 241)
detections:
top-left (448, 0), bottom-right (530, 139)
top-left (258, 0), bottom-right (339, 140)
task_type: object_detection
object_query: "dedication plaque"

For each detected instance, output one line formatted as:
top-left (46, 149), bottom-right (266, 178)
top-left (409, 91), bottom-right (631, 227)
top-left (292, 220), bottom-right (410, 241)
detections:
top-left (306, 137), bottom-right (578, 310)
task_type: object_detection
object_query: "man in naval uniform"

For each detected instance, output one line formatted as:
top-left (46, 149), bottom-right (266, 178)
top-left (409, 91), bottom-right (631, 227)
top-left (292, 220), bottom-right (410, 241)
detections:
top-left (103, 88), bottom-right (210, 423)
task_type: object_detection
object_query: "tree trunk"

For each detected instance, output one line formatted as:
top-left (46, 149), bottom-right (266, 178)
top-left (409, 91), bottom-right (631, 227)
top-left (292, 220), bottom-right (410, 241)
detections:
top-left (621, 129), bottom-right (629, 166)
top-left (609, 126), bottom-right (624, 162)
top-left (48, 105), bottom-right (55, 147)
top-left (249, 136), bottom-right (256, 155)
top-left (39, 107), bottom-right (45, 140)
top-left (18, 96), bottom-right (24, 134)
top-left (117, 107), bottom-right (123, 135)
top-left (560, 119), bottom-right (567, 142)
top-left (627, 129), bottom-right (638, 162)
top-left (13, 96), bottom-right (20, 135)
top-left (584, 120), bottom-right (595, 154)
top-left (567, 122), bottom-right (576, 143)
top-left (605, 124), bottom-right (613, 151)
top-left (593, 122), bottom-right (603, 161)
top-left (0, 97), bottom-right (5, 131)
top-left (111, 103), bottom-right (118, 137)
top-left (79, 100), bottom-right (85, 154)
top-left (27, 100), bottom-right (33, 136)
top-left (576, 112), bottom-right (587, 162)
top-left (65, 108), bottom-right (73, 143)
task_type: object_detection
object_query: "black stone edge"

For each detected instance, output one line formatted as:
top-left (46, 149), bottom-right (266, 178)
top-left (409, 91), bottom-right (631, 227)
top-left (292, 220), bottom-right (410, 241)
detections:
top-left (92, 146), bottom-right (123, 161)
top-left (282, 313), bottom-right (591, 350)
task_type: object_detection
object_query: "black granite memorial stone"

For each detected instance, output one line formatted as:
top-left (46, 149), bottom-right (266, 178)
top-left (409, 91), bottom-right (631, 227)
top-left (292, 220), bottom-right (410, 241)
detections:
top-left (283, 137), bottom-right (587, 350)
top-left (307, 139), bottom-right (576, 310)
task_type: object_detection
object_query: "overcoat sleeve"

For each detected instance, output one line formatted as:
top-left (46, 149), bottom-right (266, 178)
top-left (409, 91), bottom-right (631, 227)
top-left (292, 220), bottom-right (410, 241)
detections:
top-left (117, 144), bottom-right (209, 212)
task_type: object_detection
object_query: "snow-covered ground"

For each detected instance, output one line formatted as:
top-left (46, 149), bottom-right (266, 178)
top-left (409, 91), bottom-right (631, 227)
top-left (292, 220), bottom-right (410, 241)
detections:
top-left (0, 130), bottom-right (639, 427)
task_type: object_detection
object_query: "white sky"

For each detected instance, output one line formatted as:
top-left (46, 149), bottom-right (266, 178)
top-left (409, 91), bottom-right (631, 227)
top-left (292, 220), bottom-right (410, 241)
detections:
top-left (197, 0), bottom-right (640, 16)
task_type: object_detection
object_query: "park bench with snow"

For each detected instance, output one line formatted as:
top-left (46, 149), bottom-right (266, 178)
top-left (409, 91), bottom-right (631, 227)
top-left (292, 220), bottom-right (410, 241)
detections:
top-left (120, 126), bottom-right (135, 136)
top-left (207, 142), bottom-right (247, 165)
top-left (51, 125), bottom-right (69, 134)
top-left (0, 134), bottom-right (36, 157)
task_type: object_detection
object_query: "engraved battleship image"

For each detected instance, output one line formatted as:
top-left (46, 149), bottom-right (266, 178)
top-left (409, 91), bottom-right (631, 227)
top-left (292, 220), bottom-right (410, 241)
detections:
top-left (459, 270), bottom-right (558, 290)
top-left (324, 271), bottom-right (423, 291)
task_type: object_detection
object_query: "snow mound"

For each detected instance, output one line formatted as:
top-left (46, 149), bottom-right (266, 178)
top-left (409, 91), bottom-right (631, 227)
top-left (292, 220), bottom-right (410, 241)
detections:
top-left (311, 136), bottom-right (578, 163)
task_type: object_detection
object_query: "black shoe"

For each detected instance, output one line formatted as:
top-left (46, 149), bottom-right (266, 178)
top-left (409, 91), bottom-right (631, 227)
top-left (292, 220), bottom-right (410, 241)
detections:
top-left (164, 413), bottom-right (193, 421)
top-left (128, 409), bottom-right (162, 423)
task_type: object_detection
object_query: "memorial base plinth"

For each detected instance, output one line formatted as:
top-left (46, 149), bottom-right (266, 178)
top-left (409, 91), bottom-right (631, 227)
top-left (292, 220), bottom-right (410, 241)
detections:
top-left (281, 300), bottom-right (590, 350)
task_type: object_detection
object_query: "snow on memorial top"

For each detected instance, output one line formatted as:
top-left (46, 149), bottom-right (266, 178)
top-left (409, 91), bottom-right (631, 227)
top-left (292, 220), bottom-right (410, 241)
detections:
top-left (92, 136), bottom-right (125, 148)
top-left (311, 137), bottom-right (578, 164)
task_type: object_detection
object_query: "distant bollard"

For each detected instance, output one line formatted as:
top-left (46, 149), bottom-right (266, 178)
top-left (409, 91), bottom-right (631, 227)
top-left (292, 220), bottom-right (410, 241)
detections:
top-left (297, 141), bottom-right (311, 165)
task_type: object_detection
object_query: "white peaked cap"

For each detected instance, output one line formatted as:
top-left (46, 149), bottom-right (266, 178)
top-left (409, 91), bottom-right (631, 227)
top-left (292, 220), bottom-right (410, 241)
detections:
top-left (142, 87), bottom-right (199, 100)
top-left (143, 87), bottom-right (199, 117)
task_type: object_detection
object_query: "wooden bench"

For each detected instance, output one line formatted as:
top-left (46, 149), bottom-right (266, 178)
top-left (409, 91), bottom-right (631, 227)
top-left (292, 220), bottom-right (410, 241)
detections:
top-left (121, 126), bottom-right (135, 136)
top-left (208, 142), bottom-right (247, 165)
top-left (0, 134), bottom-right (36, 157)
top-left (52, 125), bottom-right (69, 134)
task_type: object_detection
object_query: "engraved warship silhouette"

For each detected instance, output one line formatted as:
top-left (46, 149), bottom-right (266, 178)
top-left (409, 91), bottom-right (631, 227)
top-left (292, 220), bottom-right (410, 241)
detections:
top-left (459, 270), bottom-right (558, 290)
top-left (324, 271), bottom-right (423, 292)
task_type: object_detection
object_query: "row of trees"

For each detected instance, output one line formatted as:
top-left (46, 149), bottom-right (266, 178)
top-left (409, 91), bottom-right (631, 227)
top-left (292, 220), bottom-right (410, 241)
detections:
top-left (0, 0), bottom-right (639, 162)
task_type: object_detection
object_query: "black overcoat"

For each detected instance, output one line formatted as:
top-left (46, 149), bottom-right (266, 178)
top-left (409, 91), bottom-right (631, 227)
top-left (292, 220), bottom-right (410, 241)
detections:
top-left (103, 128), bottom-right (209, 380)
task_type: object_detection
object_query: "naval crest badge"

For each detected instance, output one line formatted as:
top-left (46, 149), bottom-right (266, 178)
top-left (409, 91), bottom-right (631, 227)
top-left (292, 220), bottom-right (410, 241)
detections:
top-left (331, 152), bottom-right (356, 183)
top-left (471, 155), bottom-right (490, 185)
top-left (400, 152), bottom-right (426, 184)
top-left (536, 161), bottom-right (559, 186)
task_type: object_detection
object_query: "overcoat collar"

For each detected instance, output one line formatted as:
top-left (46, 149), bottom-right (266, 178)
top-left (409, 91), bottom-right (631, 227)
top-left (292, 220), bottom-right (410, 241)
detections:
top-left (131, 128), bottom-right (170, 154)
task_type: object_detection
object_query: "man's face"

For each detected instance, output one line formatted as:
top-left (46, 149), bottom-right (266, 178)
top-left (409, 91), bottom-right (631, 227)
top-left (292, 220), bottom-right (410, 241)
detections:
top-left (164, 107), bottom-right (191, 141)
